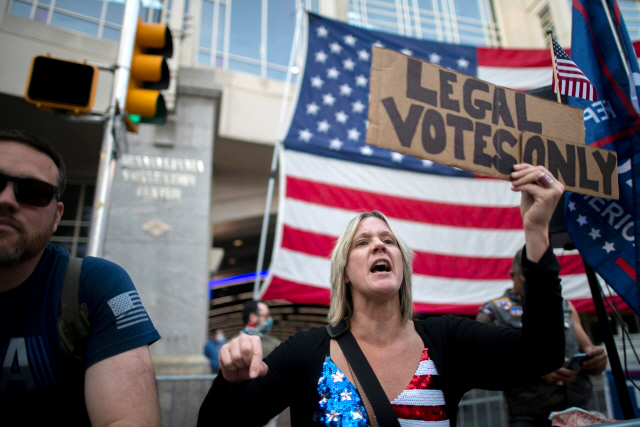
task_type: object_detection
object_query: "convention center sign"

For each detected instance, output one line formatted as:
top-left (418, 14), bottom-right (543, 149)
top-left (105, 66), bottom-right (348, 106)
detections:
top-left (367, 47), bottom-right (619, 200)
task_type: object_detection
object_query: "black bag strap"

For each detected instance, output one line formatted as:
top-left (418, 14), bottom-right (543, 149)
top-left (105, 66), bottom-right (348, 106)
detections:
top-left (326, 320), bottom-right (401, 427)
top-left (57, 256), bottom-right (91, 363)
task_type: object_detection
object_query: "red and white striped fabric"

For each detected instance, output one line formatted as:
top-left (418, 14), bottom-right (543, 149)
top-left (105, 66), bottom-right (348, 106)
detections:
top-left (391, 348), bottom-right (449, 426)
top-left (476, 46), bottom-right (554, 90)
top-left (476, 41), bottom-right (640, 92)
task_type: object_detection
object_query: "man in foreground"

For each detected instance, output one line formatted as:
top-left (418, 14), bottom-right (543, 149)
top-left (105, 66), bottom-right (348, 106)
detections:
top-left (0, 129), bottom-right (161, 425)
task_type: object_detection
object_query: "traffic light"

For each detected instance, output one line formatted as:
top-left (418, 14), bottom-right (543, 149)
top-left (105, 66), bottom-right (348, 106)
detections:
top-left (24, 55), bottom-right (98, 114)
top-left (126, 19), bottom-right (173, 126)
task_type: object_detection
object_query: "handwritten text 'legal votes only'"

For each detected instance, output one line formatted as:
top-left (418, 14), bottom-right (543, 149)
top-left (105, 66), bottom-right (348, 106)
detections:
top-left (366, 47), bottom-right (618, 199)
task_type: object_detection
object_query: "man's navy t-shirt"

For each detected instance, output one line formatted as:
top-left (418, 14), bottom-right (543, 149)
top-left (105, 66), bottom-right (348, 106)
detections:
top-left (0, 244), bottom-right (160, 424)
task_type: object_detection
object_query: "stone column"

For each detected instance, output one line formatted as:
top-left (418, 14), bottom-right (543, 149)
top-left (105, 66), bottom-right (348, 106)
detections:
top-left (103, 90), bottom-right (217, 374)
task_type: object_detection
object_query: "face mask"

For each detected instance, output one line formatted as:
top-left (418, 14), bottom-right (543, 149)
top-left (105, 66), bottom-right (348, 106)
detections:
top-left (214, 333), bottom-right (225, 343)
top-left (255, 318), bottom-right (273, 335)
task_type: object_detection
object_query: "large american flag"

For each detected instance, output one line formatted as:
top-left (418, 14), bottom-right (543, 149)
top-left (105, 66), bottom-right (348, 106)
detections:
top-left (260, 12), bottom-right (623, 315)
top-left (551, 36), bottom-right (598, 102)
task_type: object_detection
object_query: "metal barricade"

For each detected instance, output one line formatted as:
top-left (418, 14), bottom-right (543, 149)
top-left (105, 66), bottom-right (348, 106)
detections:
top-left (457, 382), bottom-right (609, 427)
top-left (156, 374), bottom-right (216, 427)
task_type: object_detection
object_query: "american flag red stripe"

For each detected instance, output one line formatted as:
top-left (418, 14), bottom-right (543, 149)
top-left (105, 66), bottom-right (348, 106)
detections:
top-left (391, 404), bottom-right (448, 421)
top-left (281, 225), bottom-right (587, 279)
top-left (282, 225), bottom-right (511, 280)
top-left (286, 176), bottom-right (524, 229)
top-left (616, 257), bottom-right (637, 281)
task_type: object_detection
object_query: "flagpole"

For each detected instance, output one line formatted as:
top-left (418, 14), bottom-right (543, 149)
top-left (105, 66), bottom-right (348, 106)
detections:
top-left (601, 0), bottom-right (634, 91)
top-left (583, 262), bottom-right (637, 420)
top-left (252, 3), bottom-right (306, 300)
top-left (601, 0), bottom-right (640, 116)
top-left (546, 29), bottom-right (562, 103)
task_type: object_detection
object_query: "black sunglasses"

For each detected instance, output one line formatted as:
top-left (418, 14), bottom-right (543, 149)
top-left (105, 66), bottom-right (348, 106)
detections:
top-left (0, 172), bottom-right (59, 207)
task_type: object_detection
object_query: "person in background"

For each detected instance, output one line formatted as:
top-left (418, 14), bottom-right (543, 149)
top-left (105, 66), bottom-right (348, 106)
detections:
top-left (0, 129), bottom-right (161, 426)
top-left (239, 300), bottom-right (280, 358)
top-left (477, 249), bottom-right (608, 427)
top-left (204, 328), bottom-right (226, 372)
top-left (198, 163), bottom-right (567, 427)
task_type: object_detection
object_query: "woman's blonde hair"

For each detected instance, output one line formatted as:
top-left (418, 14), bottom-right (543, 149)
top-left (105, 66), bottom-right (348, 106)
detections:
top-left (328, 211), bottom-right (414, 326)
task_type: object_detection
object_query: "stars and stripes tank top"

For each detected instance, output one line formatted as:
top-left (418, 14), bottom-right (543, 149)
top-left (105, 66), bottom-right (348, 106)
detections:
top-left (315, 348), bottom-right (449, 426)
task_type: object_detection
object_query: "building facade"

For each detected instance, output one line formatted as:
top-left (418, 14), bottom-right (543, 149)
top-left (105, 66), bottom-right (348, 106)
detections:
top-left (1, 0), bottom-right (639, 372)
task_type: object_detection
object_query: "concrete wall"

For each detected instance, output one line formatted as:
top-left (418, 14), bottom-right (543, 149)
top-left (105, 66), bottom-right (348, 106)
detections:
top-left (491, 0), bottom-right (572, 47)
top-left (103, 92), bottom-right (216, 373)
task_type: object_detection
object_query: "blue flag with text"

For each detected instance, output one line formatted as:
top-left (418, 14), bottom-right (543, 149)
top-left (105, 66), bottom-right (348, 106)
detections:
top-left (566, 0), bottom-right (640, 314)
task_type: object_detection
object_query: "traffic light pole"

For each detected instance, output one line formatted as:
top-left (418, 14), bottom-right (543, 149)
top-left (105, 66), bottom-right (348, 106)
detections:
top-left (87, 0), bottom-right (140, 257)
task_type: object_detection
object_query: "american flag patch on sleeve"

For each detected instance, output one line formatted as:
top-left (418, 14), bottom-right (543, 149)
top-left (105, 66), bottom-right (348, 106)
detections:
top-left (107, 291), bottom-right (150, 329)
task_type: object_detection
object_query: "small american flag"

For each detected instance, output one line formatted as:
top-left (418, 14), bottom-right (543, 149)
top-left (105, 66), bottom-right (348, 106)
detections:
top-left (552, 36), bottom-right (597, 101)
top-left (107, 291), bottom-right (150, 329)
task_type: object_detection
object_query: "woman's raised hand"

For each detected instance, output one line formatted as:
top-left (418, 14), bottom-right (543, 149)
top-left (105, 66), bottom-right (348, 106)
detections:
top-left (218, 334), bottom-right (269, 383)
top-left (511, 164), bottom-right (564, 262)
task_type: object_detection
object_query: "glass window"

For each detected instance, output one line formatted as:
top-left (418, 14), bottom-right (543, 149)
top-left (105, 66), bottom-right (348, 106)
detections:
top-left (9, 0), bottom-right (168, 41)
top-left (620, 1), bottom-right (640, 40)
top-left (106, 1), bottom-right (125, 25)
top-left (79, 227), bottom-right (91, 238)
top-left (267, 67), bottom-right (296, 81)
top-left (416, 0), bottom-right (435, 12)
top-left (455, 0), bottom-right (482, 20)
top-left (200, 0), bottom-right (215, 52)
top-left (51, 12), bottom-right (99, 37)
top-left (82, 185), bottom-right (95, 222)
top-left (51, 182), bottom-right (94, 258)
top-left (267, 0), bottom-right (297, 70)
top-left (34, 6), bottom-right (49, 23)
top-left (217, 3), bottom-right (227, 52)
top-left (55, 0), bottom-right (103, 19)
top-left (228, 0), bottom-right (261, 63)
top-left (195, 0), bottom-right (318, 78)
top-left (61, 184), bottom-right (80, 221)
top-left (229, 59), bottom-right (261, 75)
top-left (103, 26), bottom-right (121, 42)
top-left (55, 225), bottom-right (76, 237)
top-left (348, 0), bottom-right (495, 45)
top-left (10, 1), bottom-right (32, 19)
top-left (141, 1), bottom-right (163, 23)
top-left (199, 52), bottom-right (212, 64)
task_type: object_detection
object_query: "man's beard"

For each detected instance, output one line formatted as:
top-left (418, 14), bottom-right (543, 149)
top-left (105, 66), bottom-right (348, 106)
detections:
top-left (0, 209), bottom-right (55, 267)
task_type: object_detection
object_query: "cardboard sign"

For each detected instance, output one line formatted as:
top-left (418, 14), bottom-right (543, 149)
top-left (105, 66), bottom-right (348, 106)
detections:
top-left (367, 47), bottom-right (619, 199)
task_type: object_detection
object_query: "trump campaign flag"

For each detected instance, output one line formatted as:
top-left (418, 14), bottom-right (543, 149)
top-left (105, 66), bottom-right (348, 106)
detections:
top-left (260, 12), bottom-right (595, 315)
top-left (565, 0), bottom-right (640, 315)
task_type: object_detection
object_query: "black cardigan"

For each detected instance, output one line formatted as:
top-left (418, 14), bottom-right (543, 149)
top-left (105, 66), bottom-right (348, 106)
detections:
top-left (198, 246), bottom-right (565, 426)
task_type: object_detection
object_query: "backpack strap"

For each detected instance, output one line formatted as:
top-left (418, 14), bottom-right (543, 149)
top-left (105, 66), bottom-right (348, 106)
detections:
top-left (327, 320), bottom-right (402, 427)
top-left (57, 256), bottom-right (91, 364)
